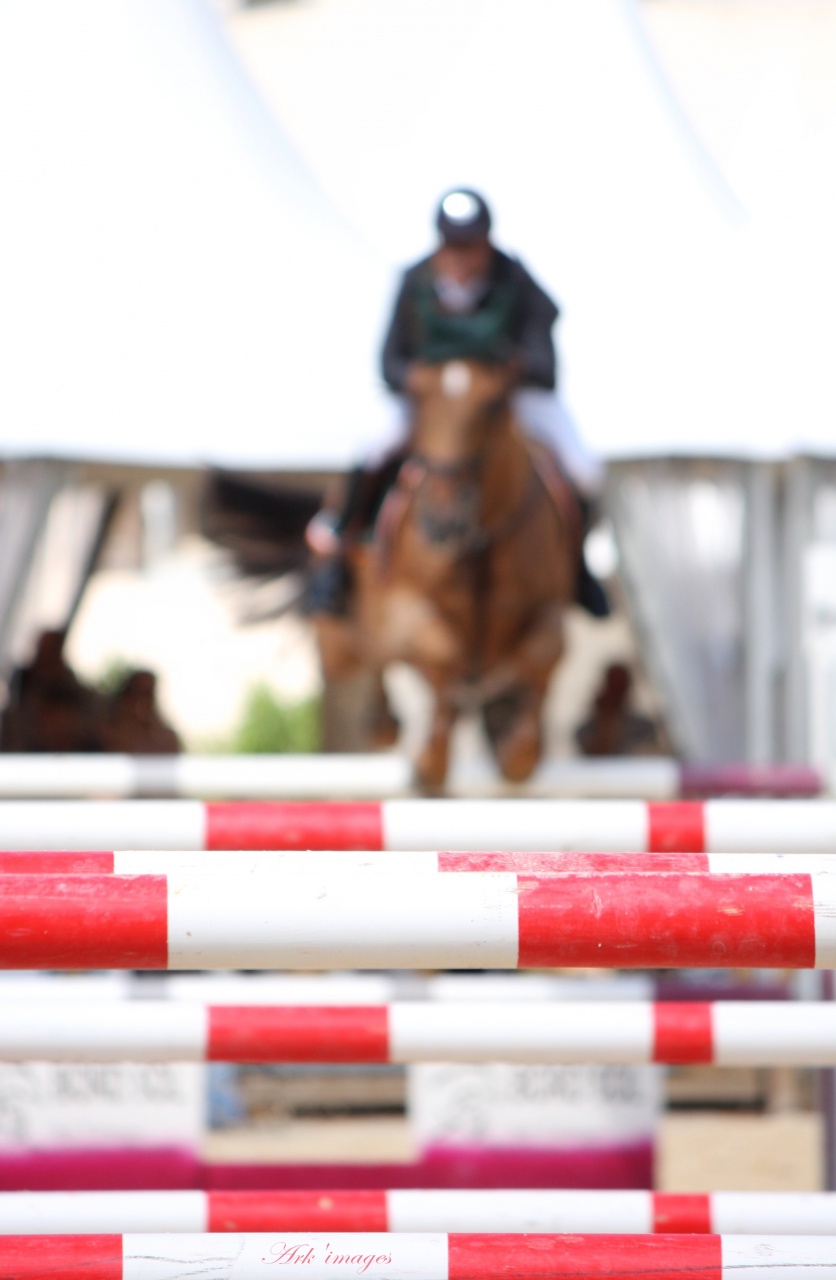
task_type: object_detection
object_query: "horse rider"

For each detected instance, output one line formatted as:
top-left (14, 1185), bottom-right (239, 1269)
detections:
top-left (307, 188), bottom-right (609, 617)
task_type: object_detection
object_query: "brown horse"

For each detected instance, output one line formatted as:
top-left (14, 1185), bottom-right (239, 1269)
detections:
top-left (315, 359), bottom-right (580, 790)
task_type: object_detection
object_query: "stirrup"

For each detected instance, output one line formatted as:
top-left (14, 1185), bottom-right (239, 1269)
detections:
top-left (576, 560), bottom-right (611, 619)
top-left (305, 557), bottom-right (353, 617)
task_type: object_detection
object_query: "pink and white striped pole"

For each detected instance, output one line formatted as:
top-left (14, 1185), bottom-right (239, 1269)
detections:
top-left (1, 798), bottom-right (836, 852)
top-left (0, 851), bottom-right (833, 876)
top-left (0, 1000), bottom-right (831, 1065)
top-left (0, 871), bottom-right (834, 969)
top-left (0, 1190), bottom-right (835, 1235)
top-left (0, 1232), bottom-right (832, 1280)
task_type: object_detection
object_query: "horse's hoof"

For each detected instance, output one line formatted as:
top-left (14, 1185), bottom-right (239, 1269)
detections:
top-left (416, 777), bottom-right (446, 798)
top-left (481, 688), bottom-right (523, 748)
top-left (496, 720), bottom-right (541, 783)
top-left (415, 744), bottom-right (448, 793)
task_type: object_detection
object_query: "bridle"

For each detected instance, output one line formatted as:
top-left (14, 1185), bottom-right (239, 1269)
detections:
top-left (405, 451), bottom-right (484, 551)
top-left (375, 358), bottom-right (546, 568)
top-left (398, 447), bottom-right (544, 557)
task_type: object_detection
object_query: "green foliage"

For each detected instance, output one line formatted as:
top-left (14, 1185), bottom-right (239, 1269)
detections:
top-left (93, 657), bottom-right (136, 695)
top-left (230, 683), bottom-right (321, 755)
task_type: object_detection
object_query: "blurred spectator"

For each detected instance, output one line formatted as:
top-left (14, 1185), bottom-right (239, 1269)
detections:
top-left (0, 630), bottom-right (104, 752)
top-left (100, 669), bottom-right (181, 755)
top-left (0, 634), bottom-right (181, 755)
top-left (575, 662), bottom-right (665, 757)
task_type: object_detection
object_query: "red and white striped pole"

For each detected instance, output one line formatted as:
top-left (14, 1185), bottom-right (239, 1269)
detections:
top-left (0, 1232), bottom-right (832, 1280)
top-left (1, 798), bottom-right (836, 852)
top-left (0, 851), bottom-right (833, 876)
top-left (0, 1190), bottom-right (835, 1235)
top-left (0, 1000), bottom-right (830, 1065)
top-left (0, 871), bottom-right (834, 969)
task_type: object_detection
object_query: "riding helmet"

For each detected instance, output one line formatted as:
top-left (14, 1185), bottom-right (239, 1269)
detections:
top-left (435, 189), bottom-right (492, 243)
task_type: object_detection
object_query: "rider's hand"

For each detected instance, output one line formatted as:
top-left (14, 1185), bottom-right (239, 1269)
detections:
top-left (404, 361), bottom-right (435, 396)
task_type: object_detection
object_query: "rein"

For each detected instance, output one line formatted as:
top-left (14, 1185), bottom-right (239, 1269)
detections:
top-left (467, 465), bottom-right (544, 553)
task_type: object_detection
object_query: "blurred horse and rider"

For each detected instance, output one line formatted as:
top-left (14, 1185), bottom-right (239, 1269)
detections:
top-left (308, 189), bottom-right (606, 619)
top-left (305, 189), bottom-right (609, 788)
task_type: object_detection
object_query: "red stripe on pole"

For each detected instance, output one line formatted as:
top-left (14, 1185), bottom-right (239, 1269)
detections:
top-left (205, 802), bottom-right (384, 850)
top-left (448, 1234), bottom-right (722, 1280)
top-left (648, 803), bottom-right (705, 853)
top-left (0, 875), bottom-right (168, 969)
top-left (439, 852), bottom-right (711, 874)
top-left (207, 1006), bottom-right (390, 1063)
top-left (653, 1003), bottom-right (714, 1064)
top-left (0, 1235), bottom-right (121, 1279)
top-left (516, 874), bottom-right (816, 968)
top-left (652, 1195), bottom-right (713, 1234)
top-left (208, 1190), bottom-right (389, 1232)
top-left (0, 852), bottom-right (114, 874)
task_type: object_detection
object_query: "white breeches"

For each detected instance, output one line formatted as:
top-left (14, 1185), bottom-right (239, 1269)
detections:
top-left (357, 388), bottom-right (603, 496)
top-left (513, 388), bottom-right (604, 496)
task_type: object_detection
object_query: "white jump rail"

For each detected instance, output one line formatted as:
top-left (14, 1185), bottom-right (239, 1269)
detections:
top-left (0, 870), bottom-right (834, 969)
top-left (0, 971), bottom-right (664, 1005)
top-left (0, 754), bottom-right (819, 800)
top-left (1, 799), bottom-right (836, 853)
top-left (0, 1232), bottom-right (832, 1279)
top-left (0, 999), bottom-right (829, 1065)
top-left (0, 851), bottom-right (835, 876)
top-left (0, 1190), bottom-right (835, 1234)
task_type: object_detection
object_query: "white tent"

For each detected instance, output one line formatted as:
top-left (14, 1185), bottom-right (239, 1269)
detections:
top-left (1, 0), bottom-right (833, 468)
top-left (0, 0), bottom-right (391, 471)
top-left (230, 0), bottom-right (836, 461)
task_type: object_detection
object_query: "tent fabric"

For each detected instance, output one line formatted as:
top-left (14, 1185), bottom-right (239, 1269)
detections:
top-left (0, 0), bottom-right (391, 470)
top-left (230, 0), bottom-right (836, 462)
top-left (0, 0), bottom-right (833, 468)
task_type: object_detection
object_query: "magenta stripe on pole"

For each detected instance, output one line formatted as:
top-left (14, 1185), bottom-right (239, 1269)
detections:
top-left (1, 1190), bottom-right (835, 1235)
top-left (679, 764), bottom-right (821, 799)
top-left (0, 999), bottom-right (834, 1065)
top-left (0, 1232), bottom-right (832, 1280)
top-left (0, 871), bottom-right (833, 970)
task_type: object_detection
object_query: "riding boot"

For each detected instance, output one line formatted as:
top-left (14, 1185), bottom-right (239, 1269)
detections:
top-left (305, 554), bottom-right (354, 616)
top-left (305, 467), bottom-right (366, 616)
top-left (305, 460), bottom-right (404, 617)
top-left (575, 495), bottom-right (611, 619)
top-left (526, 440), bottom-right (611, 619)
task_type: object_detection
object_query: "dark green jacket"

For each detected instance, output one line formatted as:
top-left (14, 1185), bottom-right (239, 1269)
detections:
top-left (381, 248), bottom-right (560, 392)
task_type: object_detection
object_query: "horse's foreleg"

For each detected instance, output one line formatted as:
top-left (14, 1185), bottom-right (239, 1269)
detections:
top-left (415, 680), bottom-right (457, 794)
top-left (486, 603), bottom-right (565, 696)
top-left (489, 605), bottom-right (565, 783)
top-left (314, 615), bottom-right (366, 681)
top-left (493, 685), bottom-right (544, 783)
top-left (366, 670), bottom-right (400, 749)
